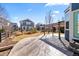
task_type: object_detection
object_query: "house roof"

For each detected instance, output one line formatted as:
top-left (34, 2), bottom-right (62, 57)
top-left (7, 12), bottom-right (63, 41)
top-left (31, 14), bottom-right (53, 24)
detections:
top-left (20, 19), bottom-right (34, 24)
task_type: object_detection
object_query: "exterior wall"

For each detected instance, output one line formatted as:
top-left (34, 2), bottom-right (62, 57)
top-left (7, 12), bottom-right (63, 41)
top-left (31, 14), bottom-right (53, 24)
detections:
top-left (20, 19), bottom-right (34, 31)
top-left (65, 3), bottom-right (79, 43)
top-left (69, 4), bottom-right (79, 42)
top-left (11, 23), bottom-right (18, 32)
top-left (36, 24), bottom-right (45, 31)
top-left (64, 5), bottom-right (70, 41)
top-left (64, 4), bottom-right (78, 42)
top-left (69, 4), bottom-right (74, 43)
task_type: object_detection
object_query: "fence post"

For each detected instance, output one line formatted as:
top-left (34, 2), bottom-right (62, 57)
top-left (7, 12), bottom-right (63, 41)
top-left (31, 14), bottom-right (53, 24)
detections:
top-left (58, 21), bottom-right (61, 40)
top-left (0, 33), bottom-right (1, 42)
top-left (44, 24), bottom-right (45, 35)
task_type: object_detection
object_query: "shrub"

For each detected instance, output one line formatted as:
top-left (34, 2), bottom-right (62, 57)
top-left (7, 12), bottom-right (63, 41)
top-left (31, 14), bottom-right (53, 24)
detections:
top-left (26, 31), bottom-right (32, 34)
top-left (23, 28), bottom-right (37, 34)
top-left (31, 28), bottom-right (37, 33)
top-left (60, 27), bottom-right (64, 33)
top-left (15, 31), bottom-right (22, 36)
top-left (0, 29), bottom-right (4, 33)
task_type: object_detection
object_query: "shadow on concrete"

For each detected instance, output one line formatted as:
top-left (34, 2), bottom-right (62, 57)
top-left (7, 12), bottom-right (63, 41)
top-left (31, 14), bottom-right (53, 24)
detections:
top-left (40, 38), bottom-right (72, 56)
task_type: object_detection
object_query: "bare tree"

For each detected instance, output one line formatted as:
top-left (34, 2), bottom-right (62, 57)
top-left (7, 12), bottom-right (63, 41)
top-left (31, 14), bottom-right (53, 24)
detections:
top-left (0, 4), bottom-right (10, 42)
top-left (0, 4), bottom-right (9, 20)
top-left (45, 10), bottom-right (52, 33)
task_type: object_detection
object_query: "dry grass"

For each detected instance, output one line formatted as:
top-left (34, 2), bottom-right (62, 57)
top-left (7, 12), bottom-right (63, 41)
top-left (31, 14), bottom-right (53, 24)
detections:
top-left (12, 32), bottom-right (43, 42)
top-left (14, 31), bottom-right (23, 36)
top-left (0, 31), bottom-right (43, 47)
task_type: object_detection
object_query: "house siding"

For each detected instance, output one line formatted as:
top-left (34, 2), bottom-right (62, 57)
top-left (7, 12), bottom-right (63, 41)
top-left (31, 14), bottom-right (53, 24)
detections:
top-left (20, 19), bottom-right (34, 31)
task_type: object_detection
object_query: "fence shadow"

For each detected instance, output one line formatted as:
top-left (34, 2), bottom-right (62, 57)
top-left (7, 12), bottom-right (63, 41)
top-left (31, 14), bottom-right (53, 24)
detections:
top-left (40, 38), bottom-right (72, 56)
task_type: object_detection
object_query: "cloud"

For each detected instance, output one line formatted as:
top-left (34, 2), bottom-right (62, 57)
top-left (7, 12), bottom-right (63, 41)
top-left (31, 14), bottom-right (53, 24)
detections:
top-left (45, 3), bottom-right (69, 7)
top-left (13, 17), bottom-right (19, 20)
top-left (52, 14), bottom-right (56, 17)
top-left (12, 16), bottom-right (20, 26)
top-left (53, 11), bottom-right (60, 14)
top-left (27, 9), bottom-right (32, 12)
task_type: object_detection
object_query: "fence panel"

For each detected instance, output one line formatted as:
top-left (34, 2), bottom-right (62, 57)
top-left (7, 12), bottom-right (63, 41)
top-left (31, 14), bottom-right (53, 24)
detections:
top-left (1, 32), bottom-right (6, 40)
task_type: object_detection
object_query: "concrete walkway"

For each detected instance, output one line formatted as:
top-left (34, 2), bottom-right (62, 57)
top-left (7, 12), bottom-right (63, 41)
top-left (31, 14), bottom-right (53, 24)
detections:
top-left (41, 33), bottom-right (73, 56)
top-left (9, 35), bottom-right (66, 56)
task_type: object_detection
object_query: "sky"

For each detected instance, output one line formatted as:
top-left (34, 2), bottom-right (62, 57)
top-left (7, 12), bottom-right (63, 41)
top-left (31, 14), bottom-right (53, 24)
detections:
top-left (1, 3), bottom-right (68, 27)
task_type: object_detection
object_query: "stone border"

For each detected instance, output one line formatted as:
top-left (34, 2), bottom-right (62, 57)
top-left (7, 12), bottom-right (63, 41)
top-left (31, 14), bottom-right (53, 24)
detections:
top-left (0, 44), bottom-right (14, 52)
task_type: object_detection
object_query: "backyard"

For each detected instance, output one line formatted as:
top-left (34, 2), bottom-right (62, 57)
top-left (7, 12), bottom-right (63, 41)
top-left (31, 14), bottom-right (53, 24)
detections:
top-left (0, 31), bottom-right (44, 48)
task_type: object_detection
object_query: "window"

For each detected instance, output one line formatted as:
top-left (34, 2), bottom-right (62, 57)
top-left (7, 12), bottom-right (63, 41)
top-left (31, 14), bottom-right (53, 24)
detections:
top-left (65, 12), bottom-right (69, 21)
top-left (26, 22), bottom-right (31, 25)
top-left (66, 21), bottom-right (69, 29)
top-left (73, 11), bottom-right (79, 38)
top-left (77, 13), bottom-right (79, 33)
top-left (65, 12), bottom-right (69, 29)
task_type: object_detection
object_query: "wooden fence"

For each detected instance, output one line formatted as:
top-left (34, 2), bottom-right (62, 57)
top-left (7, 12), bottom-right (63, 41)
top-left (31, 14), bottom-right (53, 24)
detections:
top-left (1, 32), bottom-right (6, 40)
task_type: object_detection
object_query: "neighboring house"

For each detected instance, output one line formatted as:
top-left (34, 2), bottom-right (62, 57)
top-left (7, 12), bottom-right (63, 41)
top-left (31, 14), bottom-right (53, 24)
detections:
top-left (52, 21), bottom-right (64, 33)
top-left (36, 23), bottom-right (45, 31)
top-left (0, 17), bottom-right (11, 32)
top-left (45, 21), bottom-right (64, 33)
top-left (11, 23), bottom-right (18, 31)
top-left (20, 19), bottom-right (34, 31)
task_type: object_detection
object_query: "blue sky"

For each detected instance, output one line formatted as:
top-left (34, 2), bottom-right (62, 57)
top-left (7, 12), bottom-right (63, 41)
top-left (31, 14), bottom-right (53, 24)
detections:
top-left (1, 3), bottom-right (68, 26)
